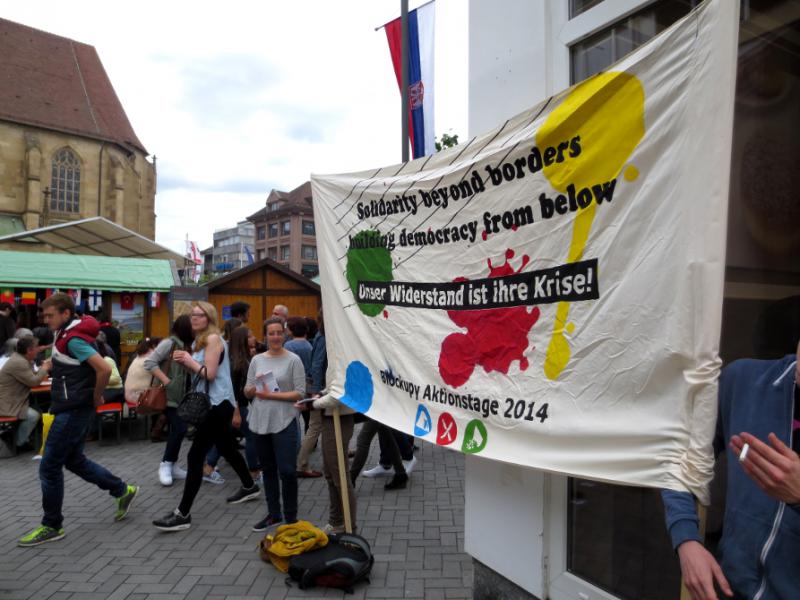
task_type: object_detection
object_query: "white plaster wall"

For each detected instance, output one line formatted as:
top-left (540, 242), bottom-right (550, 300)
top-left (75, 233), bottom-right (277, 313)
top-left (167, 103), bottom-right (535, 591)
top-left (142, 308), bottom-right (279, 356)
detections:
top-left (465, 1), bottom-right (553, 595)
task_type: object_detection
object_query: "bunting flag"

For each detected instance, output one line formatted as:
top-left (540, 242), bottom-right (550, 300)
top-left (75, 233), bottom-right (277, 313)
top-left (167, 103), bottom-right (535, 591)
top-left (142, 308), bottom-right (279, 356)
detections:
top-left (20, 291), bottom-right (37, 306)
top-left (384, 1), bottom-right (435, 158)
top-left (87, 290), bottom-right (103, 312)
top-left (149, 292), bottom-right (161, 309)
top-left (120, 293), bottom-right (135, 311)
top-left (0, 289), bottom-right (13, 304)
top-left (187, 240), bottom-right (202, 264)
top-left (312, 0), bottom-right (738, 502)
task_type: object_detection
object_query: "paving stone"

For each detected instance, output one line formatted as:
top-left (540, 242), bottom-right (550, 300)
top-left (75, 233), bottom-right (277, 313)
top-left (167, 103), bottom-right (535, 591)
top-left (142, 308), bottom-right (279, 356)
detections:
top-left (0, 428), bottom-right (472, 598)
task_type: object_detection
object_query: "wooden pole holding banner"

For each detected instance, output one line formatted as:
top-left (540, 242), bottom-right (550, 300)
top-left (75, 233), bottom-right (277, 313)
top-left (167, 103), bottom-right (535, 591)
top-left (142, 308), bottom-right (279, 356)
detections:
top-left (332, 405), bottom-right (353, 534)
top-left (679, 502), bottom-right (708, 600)
top-left (400, 0), bottom-right (409, 162)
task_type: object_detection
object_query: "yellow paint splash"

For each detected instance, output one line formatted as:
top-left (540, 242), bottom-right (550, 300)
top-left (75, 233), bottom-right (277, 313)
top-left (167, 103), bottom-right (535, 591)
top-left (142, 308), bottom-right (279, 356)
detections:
top-left (537, 72), bottom-right (645, 380)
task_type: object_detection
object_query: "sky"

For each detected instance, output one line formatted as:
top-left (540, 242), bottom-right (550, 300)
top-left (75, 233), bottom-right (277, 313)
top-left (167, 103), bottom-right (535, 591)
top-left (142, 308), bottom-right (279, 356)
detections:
top-left (3, 1), bottom-right (468, 255)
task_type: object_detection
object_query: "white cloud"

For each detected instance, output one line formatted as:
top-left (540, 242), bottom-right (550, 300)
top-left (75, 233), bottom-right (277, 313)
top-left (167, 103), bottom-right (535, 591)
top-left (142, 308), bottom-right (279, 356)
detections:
top-left (3, 1), bottom-right (468, 254)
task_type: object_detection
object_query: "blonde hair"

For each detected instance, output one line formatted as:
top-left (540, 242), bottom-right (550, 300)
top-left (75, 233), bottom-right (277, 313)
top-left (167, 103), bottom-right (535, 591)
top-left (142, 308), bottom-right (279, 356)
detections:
top-left (192, 301), bottom-right (221, 351)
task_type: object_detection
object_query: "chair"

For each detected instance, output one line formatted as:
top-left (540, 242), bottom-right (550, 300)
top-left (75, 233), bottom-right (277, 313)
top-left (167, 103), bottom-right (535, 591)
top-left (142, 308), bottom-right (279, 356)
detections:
top-left (0, 416), bottom-right (20, 458)
top-left (95, 403), bottom-right (123, 445)
top-left (125, 398), bottom-right (152, 441)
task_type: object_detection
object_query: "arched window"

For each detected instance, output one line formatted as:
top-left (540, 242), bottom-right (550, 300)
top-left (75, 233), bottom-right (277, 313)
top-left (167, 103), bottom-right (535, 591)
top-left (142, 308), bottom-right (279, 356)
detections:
top-left (51, 148), bottom-right (81, 213)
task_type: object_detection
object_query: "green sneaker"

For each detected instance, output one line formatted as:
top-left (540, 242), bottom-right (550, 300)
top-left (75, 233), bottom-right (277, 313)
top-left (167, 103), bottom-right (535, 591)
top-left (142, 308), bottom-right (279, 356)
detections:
top-left (18, 525), bottom-right (65, 547)
top-left (115, 484), bottom-right (139, 521)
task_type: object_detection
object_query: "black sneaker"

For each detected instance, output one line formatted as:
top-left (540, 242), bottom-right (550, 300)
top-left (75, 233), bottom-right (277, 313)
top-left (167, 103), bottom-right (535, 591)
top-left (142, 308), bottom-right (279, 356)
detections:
top-left (226, 484), bottom-right (260, 504)
top-left (252, 514), bottom-right (282, 532)
top-left (153, 509), bottom-right (191, 531)
top-left (384, 472), bottom-right (408, 491)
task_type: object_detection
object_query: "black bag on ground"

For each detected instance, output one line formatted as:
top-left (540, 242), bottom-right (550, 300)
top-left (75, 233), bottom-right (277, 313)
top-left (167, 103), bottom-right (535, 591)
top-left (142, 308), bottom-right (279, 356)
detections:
top-left (287, 533), bottom-right (373, 593)
top-left (177, 366), bottom-right (211, 425)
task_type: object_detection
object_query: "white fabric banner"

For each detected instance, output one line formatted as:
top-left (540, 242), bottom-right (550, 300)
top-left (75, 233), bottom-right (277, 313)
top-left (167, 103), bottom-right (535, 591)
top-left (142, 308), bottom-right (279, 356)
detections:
top-left (311, 0), bottom-right (738, 501)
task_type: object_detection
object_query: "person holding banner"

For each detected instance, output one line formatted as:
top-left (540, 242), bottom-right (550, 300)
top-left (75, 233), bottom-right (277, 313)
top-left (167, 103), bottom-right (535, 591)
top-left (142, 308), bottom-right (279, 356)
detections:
top-left (662, 342), bottom-right (800, 600)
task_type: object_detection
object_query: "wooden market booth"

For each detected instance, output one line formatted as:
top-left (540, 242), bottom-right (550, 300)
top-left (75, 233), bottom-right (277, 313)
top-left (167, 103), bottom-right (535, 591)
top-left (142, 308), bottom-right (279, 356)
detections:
top-left (203, 257), bottom-right (321, 332)
top-left (0, 218), bottom-right (185, 369)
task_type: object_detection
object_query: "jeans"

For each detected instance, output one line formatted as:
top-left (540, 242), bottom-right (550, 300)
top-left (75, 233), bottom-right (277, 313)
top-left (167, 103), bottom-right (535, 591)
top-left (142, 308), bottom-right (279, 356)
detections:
top-left (205, 406), bottom-right (259, 471)
top-left (296, 409), bottom-right (323, 471)
top-left (351, 418), bottom-right (405, 479)
top-left (254, 419), bottom-right (300, 522)
top-left (162, 407), bottom-right (187, 463)
top-left (16, 406), bottom-right (40, 446)
top-left (40, 407), bottom-right (127, 529)
top-left (178, 401), bottom-right (254, 516)
top-left (380, 429), bottom-right (414, 464)
top-left (322, 414), bottom-right (356, 529)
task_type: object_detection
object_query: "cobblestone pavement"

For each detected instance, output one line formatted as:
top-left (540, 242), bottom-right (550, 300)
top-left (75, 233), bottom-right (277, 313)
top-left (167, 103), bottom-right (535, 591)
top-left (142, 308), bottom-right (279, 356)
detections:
top-left (0, 426), bottom-right (472, 599)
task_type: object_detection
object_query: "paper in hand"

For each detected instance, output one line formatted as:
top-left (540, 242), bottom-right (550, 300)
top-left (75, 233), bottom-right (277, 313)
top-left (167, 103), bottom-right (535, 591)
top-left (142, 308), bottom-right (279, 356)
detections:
top-left (256, 371), bottom-right (280, 393)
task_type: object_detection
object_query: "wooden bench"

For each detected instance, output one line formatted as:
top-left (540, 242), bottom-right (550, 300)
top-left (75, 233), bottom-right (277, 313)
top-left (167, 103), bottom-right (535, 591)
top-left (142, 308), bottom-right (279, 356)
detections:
top-left (95, 403), bottom-right (123, 445)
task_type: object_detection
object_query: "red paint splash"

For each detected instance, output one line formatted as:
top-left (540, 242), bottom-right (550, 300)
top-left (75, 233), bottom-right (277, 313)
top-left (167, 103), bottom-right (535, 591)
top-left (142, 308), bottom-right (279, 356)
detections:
top-left (481, 231), bottom-right (488, 241)
top-left (438, 249), bottom-right (539, 388)
top-left (383, 309), bottom-right (389, 319)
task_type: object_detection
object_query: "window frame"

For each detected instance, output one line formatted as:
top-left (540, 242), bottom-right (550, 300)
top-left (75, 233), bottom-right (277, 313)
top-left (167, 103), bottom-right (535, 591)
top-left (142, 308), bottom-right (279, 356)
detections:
top-left (281, 220), bottom-right (291, 236)
top-left (302, 220), bottom-right (316, 236)
top-left (268, 223), bottom-right (279, 238)
top-left (50, 147), bottom-right (82, 215)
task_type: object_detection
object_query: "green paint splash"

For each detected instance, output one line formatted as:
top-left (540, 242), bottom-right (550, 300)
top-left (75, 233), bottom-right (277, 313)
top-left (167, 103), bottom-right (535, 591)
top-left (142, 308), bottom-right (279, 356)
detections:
top-left (346, 230), bottom-right (394, 317)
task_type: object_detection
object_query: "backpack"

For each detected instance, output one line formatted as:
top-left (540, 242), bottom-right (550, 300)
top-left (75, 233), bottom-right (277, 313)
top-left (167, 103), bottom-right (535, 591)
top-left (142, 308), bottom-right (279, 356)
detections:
top-left (258, 520), bottom-right (328, 573)
top-left (287, 533), bottom-right (374, 593)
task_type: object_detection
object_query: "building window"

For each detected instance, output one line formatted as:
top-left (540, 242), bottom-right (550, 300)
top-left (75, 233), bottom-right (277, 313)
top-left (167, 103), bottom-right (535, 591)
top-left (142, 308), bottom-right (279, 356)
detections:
top-left (269, 201), bottom-right (280, 211)
top-left (570, 0), bottom-right (694, 83)
top-left (301, 264), bottom-right (319, 279)
top-left (281, 220), bottom-right (291, 236)
top-left (268, 223), bottom-right (279, 238)
top-left (268, 246), bottom-right (277, 260)
top-left (280, 245), bottom-right (290, 261)
top-left (50, 148), bottom-right (81, 213)
top-left (569, 0), bottom-right (604, 19)
top-left (302, 220), bottom-right (316, 236)
top-left (301, 245), bottom-right (317, 260)
top-left (257, 249), bottom-right (265, 260)
top-left (257, 226), bottom-right (266, 240)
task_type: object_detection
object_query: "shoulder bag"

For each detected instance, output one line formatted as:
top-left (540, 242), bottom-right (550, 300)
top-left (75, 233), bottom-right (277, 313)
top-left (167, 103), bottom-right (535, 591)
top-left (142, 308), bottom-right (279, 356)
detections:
top-left (178, 365), bottom-right (211, 425)
top-left (136, 341), bottom-right (176, 415)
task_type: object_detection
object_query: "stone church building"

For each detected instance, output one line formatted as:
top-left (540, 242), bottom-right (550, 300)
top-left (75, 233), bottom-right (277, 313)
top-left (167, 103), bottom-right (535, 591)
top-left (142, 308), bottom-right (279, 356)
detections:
top-left (0, 17), bottom-right (155, 244)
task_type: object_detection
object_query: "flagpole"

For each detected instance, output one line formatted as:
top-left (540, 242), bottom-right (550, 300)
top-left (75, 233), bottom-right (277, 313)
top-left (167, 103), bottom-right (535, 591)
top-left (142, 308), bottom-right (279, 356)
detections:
top-left (401, 0), bottom-right (410, 162)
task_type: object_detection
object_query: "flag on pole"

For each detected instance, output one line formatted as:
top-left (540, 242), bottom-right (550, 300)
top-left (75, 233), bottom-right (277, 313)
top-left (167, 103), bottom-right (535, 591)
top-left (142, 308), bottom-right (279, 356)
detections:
top-left (187, 240), bottom-right (202, 265)
top-left (87, 290), bottom-right (103, 311)
top-left (384, 2), bottom-right (435, 159)
top-left (245, 246), bottom-right (255, 265)
top-left (149, 292), bottom-right (161, 309)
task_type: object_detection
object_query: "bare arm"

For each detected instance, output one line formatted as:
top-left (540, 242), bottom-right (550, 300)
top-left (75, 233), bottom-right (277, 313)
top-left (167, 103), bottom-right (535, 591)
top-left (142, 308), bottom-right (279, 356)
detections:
top-left (87, 353), bottom-right (112, 406)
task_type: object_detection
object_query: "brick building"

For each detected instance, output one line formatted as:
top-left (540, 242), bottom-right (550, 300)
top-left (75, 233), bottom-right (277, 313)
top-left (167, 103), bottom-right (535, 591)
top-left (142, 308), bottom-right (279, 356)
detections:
top-left (247, 181), bottom-right (318, 279)
top-left (0, 18), bottom-right (155, 245)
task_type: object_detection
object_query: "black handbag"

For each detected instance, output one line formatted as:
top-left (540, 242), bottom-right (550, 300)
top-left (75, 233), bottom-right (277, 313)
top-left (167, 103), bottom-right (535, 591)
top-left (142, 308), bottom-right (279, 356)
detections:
top-left (178, 366), bottom-right (211, 425)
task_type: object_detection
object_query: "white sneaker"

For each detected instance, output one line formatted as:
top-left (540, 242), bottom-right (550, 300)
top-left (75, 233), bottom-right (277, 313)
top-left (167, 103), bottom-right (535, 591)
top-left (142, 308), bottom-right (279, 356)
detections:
top-left (362, 464), bottom-right (393, 478)
top-left (203, 469), bottom-right (225, 485)
top-left (159, 461), bottom-right (173, 486)
top-left (171, 464), bottom-right (187, 480)
top-left (402, 455), bottom-right (418, 474)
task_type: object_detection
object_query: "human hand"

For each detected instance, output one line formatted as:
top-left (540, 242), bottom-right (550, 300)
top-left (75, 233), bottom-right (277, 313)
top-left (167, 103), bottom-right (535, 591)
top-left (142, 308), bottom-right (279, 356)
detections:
top-left (172, 350), bottom-right (190, 365)
top-left (731, 432), bottom-right (800, 504)
top-left (41, 359), bottom-right (52, 372)
top-left (294, 400), bottom-right (311, 411)
top-left (677, 540), bottom-right (732, 600)
top-left (232, 408), bottom-right (242, 428)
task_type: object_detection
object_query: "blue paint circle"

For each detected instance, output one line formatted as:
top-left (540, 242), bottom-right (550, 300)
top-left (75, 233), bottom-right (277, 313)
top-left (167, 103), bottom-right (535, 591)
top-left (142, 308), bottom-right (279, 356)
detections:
top-left (339, 360), bottom-right (374, 413)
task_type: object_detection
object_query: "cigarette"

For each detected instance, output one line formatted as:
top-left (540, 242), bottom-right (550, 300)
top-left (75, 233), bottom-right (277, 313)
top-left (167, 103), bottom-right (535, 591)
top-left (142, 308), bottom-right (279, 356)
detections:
top-left (739, 443), bottom-right (750, 462)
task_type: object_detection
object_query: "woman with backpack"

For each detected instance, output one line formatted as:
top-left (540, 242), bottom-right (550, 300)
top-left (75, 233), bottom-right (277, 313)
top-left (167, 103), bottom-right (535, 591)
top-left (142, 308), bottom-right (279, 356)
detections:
top-left (244, 317), bottom-right (306, 532)
top-left (144, 314), bottom-right (194, 486)
top-left (152, 301), bottom-right (260, 532)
